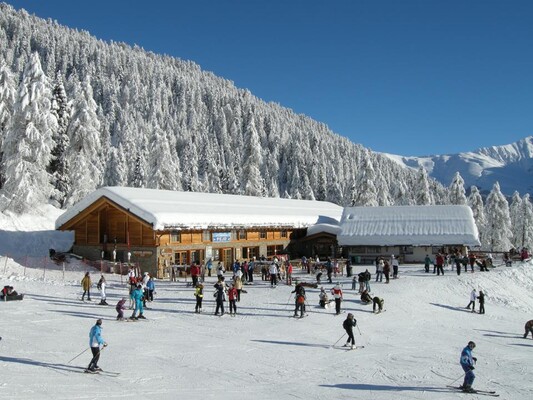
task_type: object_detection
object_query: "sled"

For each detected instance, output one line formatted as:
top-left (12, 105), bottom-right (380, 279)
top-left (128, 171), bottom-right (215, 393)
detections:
top-left (1, 294), bottom-right (24, 301)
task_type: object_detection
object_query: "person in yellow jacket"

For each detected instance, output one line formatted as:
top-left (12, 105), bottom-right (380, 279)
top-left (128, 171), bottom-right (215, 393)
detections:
top-left (194, 283), bottom-right (204, 313)
top-left (81, 272), bottom-right (92, 301)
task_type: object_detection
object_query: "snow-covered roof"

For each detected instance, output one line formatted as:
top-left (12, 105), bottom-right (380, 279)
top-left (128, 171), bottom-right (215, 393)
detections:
top-left (306, 216), bottom-right (342, 237)
top-left (55, 187), bottom-right (344, 231)
top-left (337, 205), bottom-right (480, 246)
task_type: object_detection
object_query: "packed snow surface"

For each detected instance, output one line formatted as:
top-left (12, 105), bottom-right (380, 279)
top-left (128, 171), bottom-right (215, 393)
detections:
top-left (1, 208), bottom-right (532, 400)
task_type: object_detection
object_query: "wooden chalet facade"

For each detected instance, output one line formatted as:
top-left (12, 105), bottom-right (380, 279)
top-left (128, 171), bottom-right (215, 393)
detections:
top-left (55, 187), bottom-right (344, 277)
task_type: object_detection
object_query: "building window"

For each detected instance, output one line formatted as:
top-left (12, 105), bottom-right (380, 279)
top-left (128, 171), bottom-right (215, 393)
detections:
top-left (267, 245), bottom-right (284, 258)
top-left (260, 231), bottom-right (267, 239)
top-left (213, 249), bottom-right (220, 261)
top-left (171, 231), bottom-right (181, 243)
top-left (239, 229), bottom-right (247, 240)
top-left (202, 230), bottom-right (211, 241)
top-left (281, 230), bottom-right (287, 238)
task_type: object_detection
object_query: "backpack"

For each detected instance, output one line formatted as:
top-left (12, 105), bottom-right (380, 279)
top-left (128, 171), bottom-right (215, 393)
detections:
top-left (297, 295), bottom-right (305, 304)
top-left (97, 280), bottom-right (102, 290)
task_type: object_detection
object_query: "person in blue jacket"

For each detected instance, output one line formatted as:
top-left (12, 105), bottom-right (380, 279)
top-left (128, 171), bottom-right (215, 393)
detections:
top-left (87, 319), bottom-right (107, 372)
top-left (131, 284), bottom-right (145, 319)
top-left (460, 341), bottom-right (477, 392)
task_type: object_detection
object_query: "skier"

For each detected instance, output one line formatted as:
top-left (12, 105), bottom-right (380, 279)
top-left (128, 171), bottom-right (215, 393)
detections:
top-left (391, 254), bottom-right (399, 279)
top-left (86, 319), bottom-right (107, 372)
top-left (227, 283), bottom-right (238, 315)
top-left (234, 274), bottom-right (243, 301)
top-left (372, 296), bottom-right (384, 313)
top-left (81, 272), bottom-right (92, 301)
top-left (523, 319), bottom-right (533, 339)
top-left (146, 276), bottom-right (155, 302)
top-left (466, 289), bottom-right (477, 312)
top-left (459, 341), bottom-right (477, 392)
top-left (363, 269), bottom-right (371, 292)
top-left (360, 289), bottom-right (372, 304)
top-left (330, 283), bottom-right (343, 315)
top-left (97, 275), bottom-right (107, 305)
top-left (214, 278), bottom-right (226, 316)
top-left (375, 258), bottom-right (384, 282)
top-left (316, 268), bottom-right (323, 285)
top-left (435, 253), bottom-right (444, 276)
top-left (131, 283), bottom-right (145, 319)
top-left (115, 298), bottom-right (126, 320)
top-left (383, 260), bottom-right (391, 283)
top-left (292, 283), bottom-right (306, 318)
top-left (319, 287), bottom-right (329, 308)
top-left (269, 262), bottom-right (278, 287)
top-left (477, 290), bottom-right (485, 314)
top-left (286, 262), bottom-right (293, 286)
top-left (342, 313), bottom-right (357, 349)
top-left (326, 257), bottom-right (333, 283)
top-left (424, 254), bottom-right (431, 273)
top-left (194, 283), bottom-right (204, 313)
top-left (454, 251), bottom-right (462, 276)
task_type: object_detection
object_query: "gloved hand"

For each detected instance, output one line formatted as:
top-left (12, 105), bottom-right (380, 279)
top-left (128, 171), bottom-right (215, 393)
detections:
top-left (103, 342), bottom-right (108, 347)
top-left (469, 365), bottom-right (475, 370)
top-left (472, 357), bottom-right (477, 363)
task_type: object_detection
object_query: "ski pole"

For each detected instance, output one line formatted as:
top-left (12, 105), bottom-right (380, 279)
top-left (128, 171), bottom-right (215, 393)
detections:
top-left (67, 347), bottom-right (89, 364)
top-left (332, 333), bottom-right (346, 347)
top-left (449, 371), bottom-right (466, 386)
top-left (356, 324), bottom-right (362, 335)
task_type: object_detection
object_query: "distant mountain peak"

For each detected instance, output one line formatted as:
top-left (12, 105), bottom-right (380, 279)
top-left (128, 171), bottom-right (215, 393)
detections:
top-left (382, 136), bottom-right (533, 196)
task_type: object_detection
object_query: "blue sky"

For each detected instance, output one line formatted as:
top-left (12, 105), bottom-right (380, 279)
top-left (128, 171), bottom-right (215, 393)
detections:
top-left (6, 0), bottom-right (533, 156)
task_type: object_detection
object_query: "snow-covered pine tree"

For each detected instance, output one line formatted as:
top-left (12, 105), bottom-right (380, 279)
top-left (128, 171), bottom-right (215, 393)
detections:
top-left (467, 185), bottom-right (486, 244)
top-left (147, 125), bottom-right (182, 190)
top-left (131, 150), bottom-right (147, 188)
top-left (1, 52), bottom-right (57, 213)
top-left (484, 182), bottom-right (513, 252)
top-left (351, 151), bottom-right (378, 206)
top-left (415, 166), bottom-right (434, 205)
top-left (519, 194), bottom-right (533, 250)
top-left (104, 144), bottom-right (128, 187)
top-left (509, 191), bottom-right (523, 249)
top-left (64, 75), bottom-right (103, 207)
top-left (448, 171), bottom-right (467, 205)
top-left (49, 72), bottom-right (72, 207)
top-left (0, 62), bottom-right (16, 189)
top-left (242, 113), bottom-right (264, 197)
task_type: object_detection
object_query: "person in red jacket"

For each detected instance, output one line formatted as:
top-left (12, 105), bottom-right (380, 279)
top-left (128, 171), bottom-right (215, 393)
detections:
top-left (190, 263), bottom-right (200, 287)
top-left (286, 262), bottom-right (293, 286)
top-left (330, 283), bottom-right (343, 315)
top-left (435, 253), bottom-right (445, 276)
top-left (227, 284), bottom-right (238, 316)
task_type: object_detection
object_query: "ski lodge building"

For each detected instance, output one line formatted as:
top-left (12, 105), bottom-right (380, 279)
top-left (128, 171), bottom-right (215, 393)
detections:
top-left (54, 187), bottom-right (344, 277)
top-left (337, 205), bottom-right (481, 264)
top-left (55, 187), bottom-right (481, 276)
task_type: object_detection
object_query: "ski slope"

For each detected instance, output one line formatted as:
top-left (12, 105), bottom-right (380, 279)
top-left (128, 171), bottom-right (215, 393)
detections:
top-left (1, 211), bottom-right (532, 400)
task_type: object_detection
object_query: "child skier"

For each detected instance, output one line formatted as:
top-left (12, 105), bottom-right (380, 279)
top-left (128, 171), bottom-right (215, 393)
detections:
top-left (115, 298), bottom-right (127, 320)
top-left (372, 296), bottom-right (384, 313)
top-left (194, 283), bottom-right (204, 313)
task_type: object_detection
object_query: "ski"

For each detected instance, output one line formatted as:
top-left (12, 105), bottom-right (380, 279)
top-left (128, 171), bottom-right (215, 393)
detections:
top-left (333, 345), bottom-right (364, 350)
top-left (446, 386), bottom-right (498, 396)
top-left (373, 309), bottom-right (386, 314)
top-left (84, 369), bottom-right (120, 376)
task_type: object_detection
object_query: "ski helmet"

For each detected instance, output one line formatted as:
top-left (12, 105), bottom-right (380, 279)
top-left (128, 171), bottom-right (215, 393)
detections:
top-left (96, 318), bottom-right (102, 325)
top-left (468, 341), bottom-right (476, 348)
top-left (348, 313), bottom-right (354, 318)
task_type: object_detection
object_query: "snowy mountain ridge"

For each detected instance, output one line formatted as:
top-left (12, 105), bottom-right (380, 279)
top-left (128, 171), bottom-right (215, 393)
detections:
top-left (384, 136), bottom-right (533, 196)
